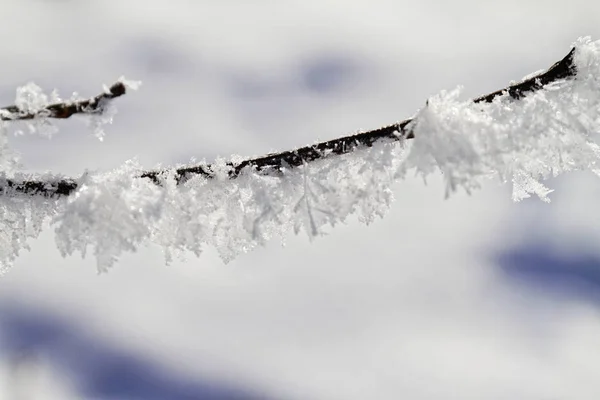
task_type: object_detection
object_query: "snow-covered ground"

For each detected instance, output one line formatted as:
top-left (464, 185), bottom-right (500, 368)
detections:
top-left (1, 0), bottom-right (600, 399)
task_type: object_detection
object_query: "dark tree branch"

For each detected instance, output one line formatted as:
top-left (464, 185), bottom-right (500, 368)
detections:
top-left (0, 48), bottom-right (577, 197)
top-left (0, 82), bottom-right (127, 121)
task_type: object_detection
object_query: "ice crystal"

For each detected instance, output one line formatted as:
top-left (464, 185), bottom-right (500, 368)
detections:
top-left (2, 39), bottom-right (600, 272)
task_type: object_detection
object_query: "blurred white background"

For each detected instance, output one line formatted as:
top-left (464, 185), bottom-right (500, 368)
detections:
top-left (1, 0), bottom-right (600, 399)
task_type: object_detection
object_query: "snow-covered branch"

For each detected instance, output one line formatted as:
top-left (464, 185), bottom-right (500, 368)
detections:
top-left (0, 82), bottom-right (127, 121)
top-left (0, 45), bottom-right (577, 197)
top-left (1, 37), bottom-right (599, 272)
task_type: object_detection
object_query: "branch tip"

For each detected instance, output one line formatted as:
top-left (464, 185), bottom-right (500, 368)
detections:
top-left (0, 80), bottom-right (128, 121)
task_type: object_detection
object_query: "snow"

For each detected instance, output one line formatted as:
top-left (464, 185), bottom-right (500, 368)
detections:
top-left (3, 1), bottom-right (600, 399)
top-left (2, 38), bottom-right (600, 272)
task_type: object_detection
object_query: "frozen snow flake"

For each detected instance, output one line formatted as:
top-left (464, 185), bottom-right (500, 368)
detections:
top-left (147, 173), bottom-right (210, 264)
top-left (405, 87), bottom-right (495, 197)
top-left (511, 170), bottom-right (554, 203)
top-left (5, 83), bottom-right (60, 137)
top-left (43, 137), bottom-right (406, 270)
top-left (398, 38), bottom-right (600, 201)
top-left (5, 40), bottom-right (600, 270)
top-left (0, 190), bottom-right (57, 272)
top-left (3, 79), bottom-right (133, 141)
top-left (53, 161), bottom-right (163, 272)
top-left (85, 102), bottom-right (117, 141)
top-left (573, 37), bottom-right (600, 74)
top-left (15, 82), bottom-right (49, 115)
top-left (0, 124), bottom-right (20, 174)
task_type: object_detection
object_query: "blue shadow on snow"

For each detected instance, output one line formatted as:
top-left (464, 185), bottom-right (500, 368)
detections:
top-left (495, 242), bottom-right (600, 305)
top-left (0, 305), bottom-right (274, 400)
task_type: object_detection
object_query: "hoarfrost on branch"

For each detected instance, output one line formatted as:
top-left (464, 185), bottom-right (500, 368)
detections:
top-left (1, 38), bottom-right (600, 272)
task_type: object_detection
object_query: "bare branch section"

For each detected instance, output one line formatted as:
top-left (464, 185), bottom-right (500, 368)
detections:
top-left (1, 82), bottom-right (127, 121)
top-left (1, 48), bottom-right (576, 197)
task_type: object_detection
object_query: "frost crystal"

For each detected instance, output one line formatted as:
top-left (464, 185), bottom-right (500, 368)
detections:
top-left (404, 37), bottom-right (600, 202)
top-left (0, 189), bottom-right (52, 275)
top-left (15, 82), bottom-right (49, 114)
top-left (0, 123), bottom-right (20, 174)
top-left (2, 39), bottom-right (600, 271)
top-left (51, 145), bottom-right (405, 272)
top-left (86, 77), bottom-right (141, 141)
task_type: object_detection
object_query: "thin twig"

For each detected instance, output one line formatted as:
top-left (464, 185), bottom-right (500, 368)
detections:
top-left (0, 82), bottom-right (127, 121)
top-left (0, 48), bottom-right (577, 197)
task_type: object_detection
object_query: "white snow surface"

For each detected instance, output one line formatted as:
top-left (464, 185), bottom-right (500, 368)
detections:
top-left (1, 38), bottom-right (600, 272)
top-left (4, 2), bottom-right (600, 400)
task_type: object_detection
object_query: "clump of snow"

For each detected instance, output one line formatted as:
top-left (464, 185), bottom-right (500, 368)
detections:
top-left (84, 102), bottom-right (117, 142)
top-left (87, 77), bottom-right (141, 141)
top-left (404, 37), bottom-right (600, 202)
top-left (54, 161), bottom-right (163, 272)
top-left (0, 82), bottom-right (60, 138)
top-left (15, 83), bottom-right (51, 115)
top-left (0, 124), bottom-right (20, 175)
top-left (2, 39), bottom-right (600, 272)
top-left (55, 144), bottom-right (404, 272)
top-left (0, 188), bottom-right (53, 275)
top-left (0, 78), bottom-right (139, 141)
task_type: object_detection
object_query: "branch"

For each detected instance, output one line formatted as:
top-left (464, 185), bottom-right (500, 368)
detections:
top-left (0, 48), bottom-right (577, 197)
top-left (0, 82), bottom-right (127, 121)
